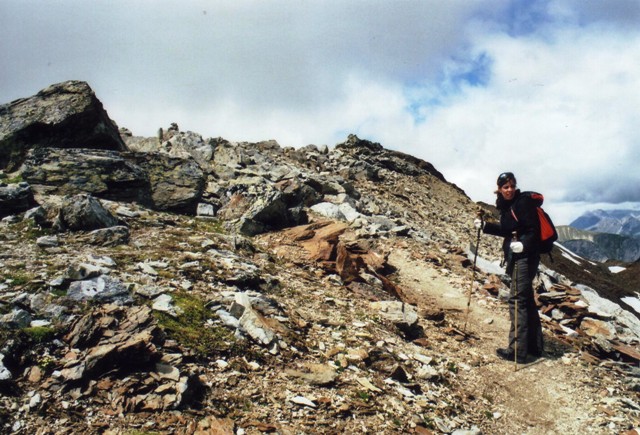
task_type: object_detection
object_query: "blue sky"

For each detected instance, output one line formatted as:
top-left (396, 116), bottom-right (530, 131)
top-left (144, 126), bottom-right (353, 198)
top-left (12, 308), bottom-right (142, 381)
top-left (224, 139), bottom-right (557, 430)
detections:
top-left (2, 0), bottom-right (640, 224)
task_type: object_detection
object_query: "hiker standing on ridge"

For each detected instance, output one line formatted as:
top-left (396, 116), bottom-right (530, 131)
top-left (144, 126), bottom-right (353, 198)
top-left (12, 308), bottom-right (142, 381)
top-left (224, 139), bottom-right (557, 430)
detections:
top-left (474, 172), bottom-right (544, 363)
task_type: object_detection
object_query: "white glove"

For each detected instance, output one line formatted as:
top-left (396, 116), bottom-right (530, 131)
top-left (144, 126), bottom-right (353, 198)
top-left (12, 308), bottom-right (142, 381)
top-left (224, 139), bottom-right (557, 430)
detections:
top-left (474, 218), bottom-right (484, 229)
top-left (510, 241), bottom-right (524, 253)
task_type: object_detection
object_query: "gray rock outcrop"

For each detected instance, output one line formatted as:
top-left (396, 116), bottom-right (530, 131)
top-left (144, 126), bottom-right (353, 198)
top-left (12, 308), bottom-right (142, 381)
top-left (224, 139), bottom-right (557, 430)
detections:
top-left (1, 80), bottom-right (639, 435)
top-left (125, 152), bottom-right (205, 214)
top-left (67, 275), bottom-right (132, 304)
top-left (54, 194), bottom-right (119, 231)
top-left (0, 182), bottom-right (36, 218)
top-left (21, 147), bottom-right (205, 214)
top-left (125, 125), bottom-right (215, 171)
top-left (237, 190), bottom-right (308, 236)
top-left (0, 80), bottom-right (126, 171)
top-left (21, 148), bottom-right (151, 204)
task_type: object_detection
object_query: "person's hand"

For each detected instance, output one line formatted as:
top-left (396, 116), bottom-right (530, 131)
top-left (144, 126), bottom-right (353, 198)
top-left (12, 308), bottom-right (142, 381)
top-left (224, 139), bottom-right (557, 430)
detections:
top-left (473, 218), bottom-right (484, 229)
top-left (510, 241), bottom-right (524, 253)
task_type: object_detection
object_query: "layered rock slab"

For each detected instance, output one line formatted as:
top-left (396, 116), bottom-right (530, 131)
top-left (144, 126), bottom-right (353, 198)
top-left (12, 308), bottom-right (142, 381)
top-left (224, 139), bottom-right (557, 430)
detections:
top-left (0, 80), bottom-right (126, 171)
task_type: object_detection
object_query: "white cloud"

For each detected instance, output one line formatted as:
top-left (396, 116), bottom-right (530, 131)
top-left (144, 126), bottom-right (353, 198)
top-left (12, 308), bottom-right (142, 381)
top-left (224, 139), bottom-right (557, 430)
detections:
top-left (363, 24), bottom-right (640, 223)
top-left (2, 1), bottom-right (640, 225)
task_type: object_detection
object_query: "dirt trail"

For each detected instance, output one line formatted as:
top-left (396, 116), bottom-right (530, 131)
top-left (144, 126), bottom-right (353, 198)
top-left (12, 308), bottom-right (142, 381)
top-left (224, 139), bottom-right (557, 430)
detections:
top-left (388, 248), bottom-right (617, 434)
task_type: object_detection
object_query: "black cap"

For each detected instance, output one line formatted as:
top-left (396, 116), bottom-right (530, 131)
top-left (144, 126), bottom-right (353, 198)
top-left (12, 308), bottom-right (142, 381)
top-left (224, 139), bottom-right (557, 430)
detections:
top-left (497, 172), bottom-right (515, 187)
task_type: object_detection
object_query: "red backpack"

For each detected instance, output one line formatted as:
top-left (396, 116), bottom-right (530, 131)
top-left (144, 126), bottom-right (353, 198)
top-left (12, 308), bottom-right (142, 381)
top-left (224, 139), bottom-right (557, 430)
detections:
top-left (510, 192), bottom-right (558, 254)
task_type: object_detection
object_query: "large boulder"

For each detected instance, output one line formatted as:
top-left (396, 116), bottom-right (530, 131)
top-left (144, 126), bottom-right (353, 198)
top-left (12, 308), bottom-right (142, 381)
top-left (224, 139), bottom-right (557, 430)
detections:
top-left (21, 148), bottom-right (152, 205)
top-left (55, 194), bottom-right (120, 231)
top-left (0, 182), bottom-right (36, 218)
top-left (126, 152), bottom-right (206, 214)
top-left (161, 128), bottom-right (214, 170)
top-left (125, 124), bottom-right (215, 171)
top-left (21, 147), bottom-right (206, 214)
top-left (0, 81), bottom-right (126, 171)
top-left (334, 134), bottom-right (450, 184)
top-left (236, 191), bottom-right (308, 236)
top-left (66, 275), bottom-right (132, 304)
top-left (211, 139), bottom-right (292, 182)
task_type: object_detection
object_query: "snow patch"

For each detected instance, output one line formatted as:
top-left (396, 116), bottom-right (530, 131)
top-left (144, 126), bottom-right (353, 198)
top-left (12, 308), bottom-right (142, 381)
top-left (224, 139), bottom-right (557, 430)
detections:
top-left (577, 284), bottom-right (640, 340)
top-left (555, 243), bottom-right (585, 265)
top-left (609, 266), bottom-right (626, 274)
top-left (561, 251), bottom-right (582, 265)
top-left (621, 295), bottom-right (640, 315)
top-left (466, 250), bottom-right (504, 276)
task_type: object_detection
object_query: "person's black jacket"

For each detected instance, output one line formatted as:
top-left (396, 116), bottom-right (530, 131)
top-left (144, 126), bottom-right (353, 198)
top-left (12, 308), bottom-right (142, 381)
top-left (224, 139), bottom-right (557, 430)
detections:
top-left (483, 190), bottom-right (541, 267)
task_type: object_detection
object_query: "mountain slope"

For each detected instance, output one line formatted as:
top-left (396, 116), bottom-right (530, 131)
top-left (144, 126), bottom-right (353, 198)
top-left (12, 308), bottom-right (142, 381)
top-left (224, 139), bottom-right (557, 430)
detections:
top-left (570, 209), bottom-right (640, 236)
top-left (1, 81), bottom-right (639, 434)
top-left (557, 225), bottom-right (640, 263)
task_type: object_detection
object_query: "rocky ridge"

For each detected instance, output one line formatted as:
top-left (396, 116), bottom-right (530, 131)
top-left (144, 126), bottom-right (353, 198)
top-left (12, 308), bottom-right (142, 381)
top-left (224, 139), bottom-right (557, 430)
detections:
top-left (1, 81), bottom-right (639, 434)
top-left (571, 210), bottom-right (640, 237)
top-left (557, 225), bottom-right (640, 263)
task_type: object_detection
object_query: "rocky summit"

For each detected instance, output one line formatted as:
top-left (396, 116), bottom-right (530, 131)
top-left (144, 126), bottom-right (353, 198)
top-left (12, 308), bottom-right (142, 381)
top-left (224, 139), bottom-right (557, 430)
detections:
top-left (1, 81), bottom-right (639, 435)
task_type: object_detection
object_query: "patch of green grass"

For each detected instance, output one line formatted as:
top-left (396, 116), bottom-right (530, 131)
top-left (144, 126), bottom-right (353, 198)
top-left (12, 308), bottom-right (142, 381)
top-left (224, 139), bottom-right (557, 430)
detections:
top-left (22, 326), bottom-right (56, 343)
top-left (421, 417), bottom-right (436, 430)
top-left (155, 291), bottom-right (241, 359)
top-left (51, 287), bottom-right (67, 297)
top-left (10, 220), bottom-right (51, 240)
top-left (25, 226), bottom-right (52, 240)
top-left (5, 174), bottom-right (23, 184)
top-left (190, 218), bottom-right (226, 235)
top-left (155, 269), bottom-right (177, 280)
top-left (110, 249), bottom-right (152, 267)
top-left (242, 398), bottom-right (253, 412)
top-left (355, 390), bottom-right (371, 402)
top-left (354, 310), bottom-right (367, 320)
top-left (2, 270), bottom-right (34, 286)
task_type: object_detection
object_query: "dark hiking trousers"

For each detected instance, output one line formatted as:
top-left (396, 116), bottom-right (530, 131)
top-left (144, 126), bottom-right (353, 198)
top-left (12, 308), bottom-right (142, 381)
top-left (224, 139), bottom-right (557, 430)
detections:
top-left (508, 257), bottom-right (544, 357)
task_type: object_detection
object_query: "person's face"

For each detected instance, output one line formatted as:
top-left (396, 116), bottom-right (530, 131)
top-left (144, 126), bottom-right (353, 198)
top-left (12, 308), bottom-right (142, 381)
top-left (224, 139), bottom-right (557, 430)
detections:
top-left (499, 181), bottom-right (516, 201)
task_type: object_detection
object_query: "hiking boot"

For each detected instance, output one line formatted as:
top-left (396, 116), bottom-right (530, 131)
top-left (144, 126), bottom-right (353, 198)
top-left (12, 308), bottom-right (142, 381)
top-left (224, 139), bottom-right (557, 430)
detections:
top-left (496, 348), bottom-right (527, 364)
top-left (529, 349), bottom-right (543, 358)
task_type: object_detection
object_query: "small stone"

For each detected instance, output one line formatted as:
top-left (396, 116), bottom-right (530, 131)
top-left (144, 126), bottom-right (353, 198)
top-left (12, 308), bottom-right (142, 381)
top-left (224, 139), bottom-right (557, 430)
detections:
top-left (29, 393), bottom-right (41, 409)
top-left (66, 263), bottom-right (103, 281)
top-left (27, 366), bottom-right (43, 383)
top-left (1, 308), bottom-right (32, 328)
top-left (285, 363), bottom-right (338, 386)
top-left (152, 294), bottom-right (183, 317)
top-left (356, 377), bottom-right (382, 393)
top-left (155, 363), bottom-right (180, 381)
top-left (30, 320), bottom-right (51, 327)
top-left (136, 284), bottom-right (166, 298)
top-left (0, 354), bottom-right (12, 380)
top-left (137, 262), bottom-right (158, 276)
top-left (290, 395), bottom-right (316, 408)
top-left (36, 235), bottom-right (59, 247)
top-left (180, 261), bottom-right (200, 269)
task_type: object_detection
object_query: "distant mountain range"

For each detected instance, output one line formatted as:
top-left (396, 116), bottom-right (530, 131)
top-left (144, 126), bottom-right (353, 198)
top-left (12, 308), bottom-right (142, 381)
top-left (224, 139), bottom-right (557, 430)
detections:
top-left (570, 209), bottom-right (640, 236)
top-left (558, 210), bottom-right (640, 263)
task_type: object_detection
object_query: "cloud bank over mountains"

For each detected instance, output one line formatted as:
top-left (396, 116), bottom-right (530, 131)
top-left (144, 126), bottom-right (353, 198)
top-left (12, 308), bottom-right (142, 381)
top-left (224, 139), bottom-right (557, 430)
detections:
top-left (2, 0), bottom-right (639, 224)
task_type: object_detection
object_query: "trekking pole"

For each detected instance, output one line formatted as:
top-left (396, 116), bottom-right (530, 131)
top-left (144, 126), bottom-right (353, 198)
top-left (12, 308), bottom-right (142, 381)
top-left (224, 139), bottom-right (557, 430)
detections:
top-left (463, 211), bottom-right (484, 335)
top-left (512, 231), bottom-right (519, 372)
